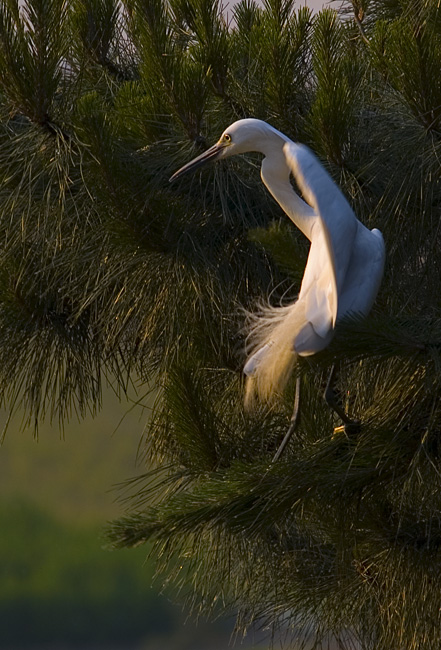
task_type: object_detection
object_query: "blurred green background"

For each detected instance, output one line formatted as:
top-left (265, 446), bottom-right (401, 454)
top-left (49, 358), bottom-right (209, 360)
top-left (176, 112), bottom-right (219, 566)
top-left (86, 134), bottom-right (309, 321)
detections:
top-left (0, 391), bottom-right (251, 649)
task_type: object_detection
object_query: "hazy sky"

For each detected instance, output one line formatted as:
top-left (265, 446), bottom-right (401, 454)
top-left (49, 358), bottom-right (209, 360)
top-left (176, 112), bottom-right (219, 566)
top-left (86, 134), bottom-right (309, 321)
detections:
top-left (223, 0), bottom-right (330, 14)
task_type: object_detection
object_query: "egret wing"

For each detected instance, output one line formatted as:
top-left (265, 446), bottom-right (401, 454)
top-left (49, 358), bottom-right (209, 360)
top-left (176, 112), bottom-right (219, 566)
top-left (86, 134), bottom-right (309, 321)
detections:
top-left (283, 142), bottom-right (358, 329)
top-left (299, 225), bottom-right (337, 336)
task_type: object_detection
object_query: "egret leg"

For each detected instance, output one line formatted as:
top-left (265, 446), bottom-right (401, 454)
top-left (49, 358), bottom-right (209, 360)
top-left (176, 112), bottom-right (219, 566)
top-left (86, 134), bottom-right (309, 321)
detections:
top-left (272, 376), bottom-right (301, 463)
top-left (323, 364), bottom-right (360, 435)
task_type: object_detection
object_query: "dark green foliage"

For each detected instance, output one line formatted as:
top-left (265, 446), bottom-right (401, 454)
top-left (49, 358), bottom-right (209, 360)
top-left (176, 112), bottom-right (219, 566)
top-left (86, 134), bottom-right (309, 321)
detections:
top-left (249, 220), bottom-right (308, 282)
top-left (72, 0), bottom-right (119, 69)
top-left (2, 0), bottom-right (441, 648)
top-left (0, 0), bottom-right (69, 130)
top-left (309, 10), bottom-right (361, 165)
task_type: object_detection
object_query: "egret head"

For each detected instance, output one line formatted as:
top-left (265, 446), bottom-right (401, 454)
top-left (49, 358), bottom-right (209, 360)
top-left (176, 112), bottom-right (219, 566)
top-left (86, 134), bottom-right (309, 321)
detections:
top-left (169, 119), bottom-right (282, 182)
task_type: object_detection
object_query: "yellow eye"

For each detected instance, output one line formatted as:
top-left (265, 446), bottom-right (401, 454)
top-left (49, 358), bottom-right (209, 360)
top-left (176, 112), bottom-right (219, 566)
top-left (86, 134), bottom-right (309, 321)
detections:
top-left (224, 133), bottom-right (231, 143)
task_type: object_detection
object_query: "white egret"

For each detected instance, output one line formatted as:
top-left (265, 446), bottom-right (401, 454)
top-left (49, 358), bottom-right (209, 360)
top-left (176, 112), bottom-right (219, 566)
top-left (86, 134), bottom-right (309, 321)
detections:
top-left (170, 119), bottom-right (385, 449)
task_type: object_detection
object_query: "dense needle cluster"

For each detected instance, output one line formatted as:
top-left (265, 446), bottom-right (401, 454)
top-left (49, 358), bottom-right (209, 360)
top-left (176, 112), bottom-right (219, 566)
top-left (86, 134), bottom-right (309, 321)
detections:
top-left (1, 0), bottom-right (441, 648)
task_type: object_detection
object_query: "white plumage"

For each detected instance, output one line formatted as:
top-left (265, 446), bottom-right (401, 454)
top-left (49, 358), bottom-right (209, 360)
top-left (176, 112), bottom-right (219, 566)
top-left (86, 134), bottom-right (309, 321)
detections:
top-left (170, 119), bottom-right (385, 406)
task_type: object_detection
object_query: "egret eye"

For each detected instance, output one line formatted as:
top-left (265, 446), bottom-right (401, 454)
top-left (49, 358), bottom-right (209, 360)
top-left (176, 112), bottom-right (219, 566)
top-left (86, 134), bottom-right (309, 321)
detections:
top-left (224, 133), bottom-right (231, 143)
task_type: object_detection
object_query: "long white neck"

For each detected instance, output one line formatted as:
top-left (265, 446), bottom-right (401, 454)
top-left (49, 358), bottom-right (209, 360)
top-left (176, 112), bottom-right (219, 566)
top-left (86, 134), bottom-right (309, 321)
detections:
top-left (260, 150), bottom-right (315, 241)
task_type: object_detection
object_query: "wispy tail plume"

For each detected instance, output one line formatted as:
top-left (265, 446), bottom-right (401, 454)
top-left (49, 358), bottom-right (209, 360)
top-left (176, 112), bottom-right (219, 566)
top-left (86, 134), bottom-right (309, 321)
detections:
top-left (243, 300), bottom-right (306, 408)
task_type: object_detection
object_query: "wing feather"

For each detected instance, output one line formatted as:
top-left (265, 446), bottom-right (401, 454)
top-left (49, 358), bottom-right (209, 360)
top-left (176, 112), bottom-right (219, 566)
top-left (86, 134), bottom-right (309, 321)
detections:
top-left (283, 142), bottom-right (358, 329)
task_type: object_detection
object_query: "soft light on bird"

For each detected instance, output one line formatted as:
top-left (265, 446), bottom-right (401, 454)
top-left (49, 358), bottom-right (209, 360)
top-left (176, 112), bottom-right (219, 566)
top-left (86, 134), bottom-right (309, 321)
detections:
top-left (170, 119), bottom-right (385, 412)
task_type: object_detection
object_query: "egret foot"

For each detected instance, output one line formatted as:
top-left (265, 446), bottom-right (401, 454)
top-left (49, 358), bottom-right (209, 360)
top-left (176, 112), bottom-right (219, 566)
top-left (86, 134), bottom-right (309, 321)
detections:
top-left (272, 376), bottom-right (301, 463)
top-left (324, 365), bottom-right (360, 435)
top-left (331, 420), bottom-right (361, 439)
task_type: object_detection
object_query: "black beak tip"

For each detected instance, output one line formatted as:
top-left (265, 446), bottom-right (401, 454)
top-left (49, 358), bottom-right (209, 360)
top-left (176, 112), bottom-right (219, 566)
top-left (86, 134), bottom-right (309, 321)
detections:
top-left (168, 143), bottom-right (224, 184)
top-left (169, 170), bottom-right (181, 183)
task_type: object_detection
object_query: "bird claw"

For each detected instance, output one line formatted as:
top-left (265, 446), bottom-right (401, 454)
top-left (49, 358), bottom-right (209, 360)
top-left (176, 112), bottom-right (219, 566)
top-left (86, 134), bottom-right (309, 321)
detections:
top-left (332, 419), bottom-right (361, 439)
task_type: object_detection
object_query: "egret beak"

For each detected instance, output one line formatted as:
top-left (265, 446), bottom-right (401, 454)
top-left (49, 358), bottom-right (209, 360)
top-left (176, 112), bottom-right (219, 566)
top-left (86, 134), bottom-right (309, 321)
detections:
top-left (169, 142), bottom-right (227, 182)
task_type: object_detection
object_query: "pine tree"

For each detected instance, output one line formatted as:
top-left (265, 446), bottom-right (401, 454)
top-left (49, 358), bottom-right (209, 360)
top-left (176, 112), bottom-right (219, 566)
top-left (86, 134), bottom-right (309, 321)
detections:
top-left (2, 0), bottom-right (441, 648)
